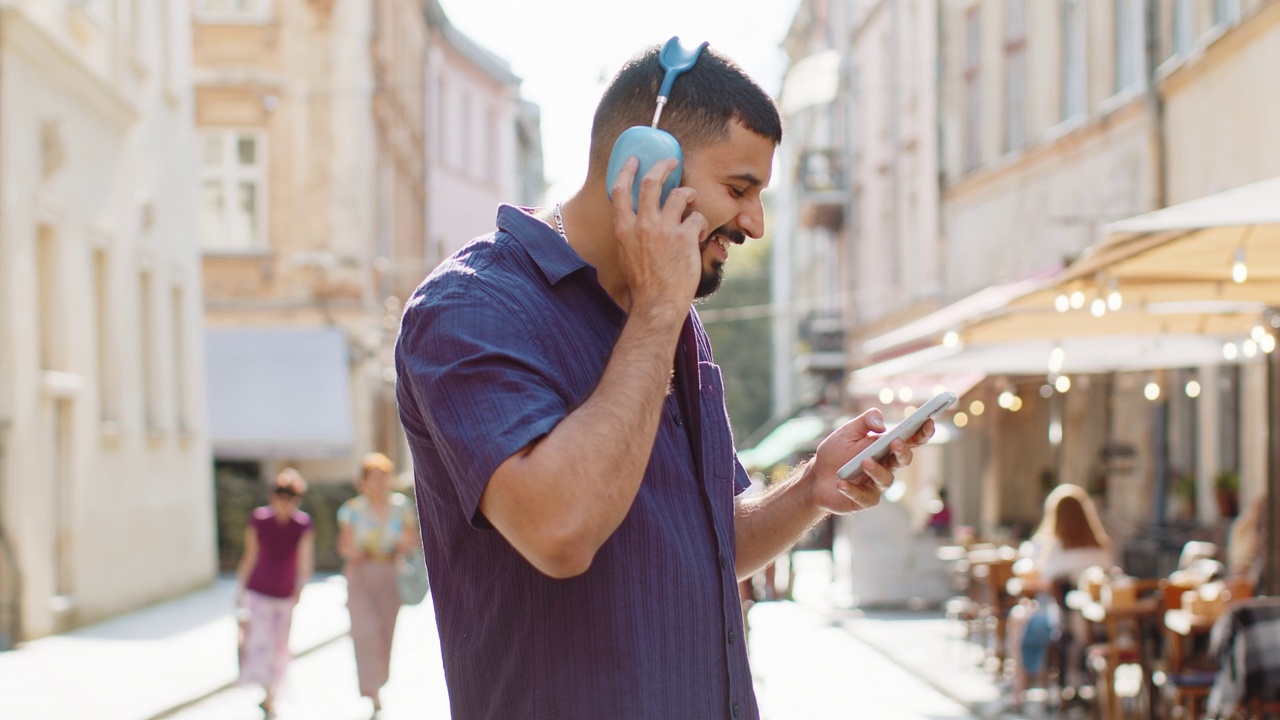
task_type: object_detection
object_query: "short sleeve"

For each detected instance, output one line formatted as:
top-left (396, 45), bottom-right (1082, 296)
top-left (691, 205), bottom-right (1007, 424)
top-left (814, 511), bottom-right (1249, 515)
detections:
top-left (397, 283), bottom-right (567, 526)
top-left (337, 500), bottom-right (354, 527)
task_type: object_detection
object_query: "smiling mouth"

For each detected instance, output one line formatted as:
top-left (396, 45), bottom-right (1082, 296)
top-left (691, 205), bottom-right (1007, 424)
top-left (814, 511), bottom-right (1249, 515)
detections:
top-left (705, 228), bottom-right (746, 252)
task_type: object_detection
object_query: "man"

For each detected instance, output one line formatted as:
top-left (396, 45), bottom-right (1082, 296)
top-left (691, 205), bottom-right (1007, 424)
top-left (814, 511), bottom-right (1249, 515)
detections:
top-left (395, 42), bottom-right (931, 719)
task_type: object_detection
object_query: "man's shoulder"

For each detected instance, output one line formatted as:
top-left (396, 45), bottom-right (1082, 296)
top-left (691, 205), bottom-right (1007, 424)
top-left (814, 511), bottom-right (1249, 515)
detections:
top-left (413, 230), bottom-right (539, 308)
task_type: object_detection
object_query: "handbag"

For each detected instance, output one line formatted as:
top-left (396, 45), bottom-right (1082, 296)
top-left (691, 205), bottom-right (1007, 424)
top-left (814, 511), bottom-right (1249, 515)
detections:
top-left (397, 551), bottom-right (430, 606)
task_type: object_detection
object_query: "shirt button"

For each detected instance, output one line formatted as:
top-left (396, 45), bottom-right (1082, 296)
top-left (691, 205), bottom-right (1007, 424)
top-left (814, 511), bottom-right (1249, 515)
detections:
top-left (727, 629), bottom-right (735, 645)
top-left (719, 554), bottom-right (727, 569)
top-left (674, 414), bottom-right (684, 427)
top-left (732, 703), bottom-right (740, 717)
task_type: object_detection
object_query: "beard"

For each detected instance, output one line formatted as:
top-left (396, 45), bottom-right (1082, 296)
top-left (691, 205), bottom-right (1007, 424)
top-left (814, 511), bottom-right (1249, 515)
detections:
top-left (694, 227), bottom-right (746, 299)
top-left (695, 262), bottom-right (725, 299)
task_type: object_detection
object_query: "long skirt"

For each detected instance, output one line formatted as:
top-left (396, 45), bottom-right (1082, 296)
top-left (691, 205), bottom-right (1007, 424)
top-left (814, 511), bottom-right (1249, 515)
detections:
top-left (346, 560), bottom-right (401, 697)
top-left (239, 590), bottom-right (296, 691)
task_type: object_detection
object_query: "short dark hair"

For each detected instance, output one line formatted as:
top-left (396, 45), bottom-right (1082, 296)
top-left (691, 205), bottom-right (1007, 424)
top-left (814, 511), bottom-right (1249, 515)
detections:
top-left (588, 43), bottom-right (783, 177)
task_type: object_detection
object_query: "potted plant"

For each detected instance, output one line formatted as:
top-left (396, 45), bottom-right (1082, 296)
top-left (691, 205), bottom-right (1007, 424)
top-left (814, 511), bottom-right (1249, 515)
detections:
top-left (1172, 473), bottom-right (1197, 519)
top-left (1214, 470), bottom-right (1241, 518)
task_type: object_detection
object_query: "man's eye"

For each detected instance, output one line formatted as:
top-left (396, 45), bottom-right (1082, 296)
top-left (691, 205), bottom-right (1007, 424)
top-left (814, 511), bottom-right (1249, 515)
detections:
top-left (729, 187), bottom-right (746, 198)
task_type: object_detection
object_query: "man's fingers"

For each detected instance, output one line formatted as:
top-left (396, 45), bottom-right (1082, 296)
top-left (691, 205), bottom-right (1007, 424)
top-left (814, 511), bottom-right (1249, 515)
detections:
top-left (637, 157), bottom-right (680, 211)
top-left (842, 408), bottom-right (887, 438)
top-left (836, 478), bottom-right (883, 509)
top-left (611, 157), bottom-right (639, 215)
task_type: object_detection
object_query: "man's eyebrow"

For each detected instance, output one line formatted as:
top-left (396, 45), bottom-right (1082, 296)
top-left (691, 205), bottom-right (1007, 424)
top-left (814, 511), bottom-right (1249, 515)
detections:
top-left (727, 173), bottom-right (765, 188)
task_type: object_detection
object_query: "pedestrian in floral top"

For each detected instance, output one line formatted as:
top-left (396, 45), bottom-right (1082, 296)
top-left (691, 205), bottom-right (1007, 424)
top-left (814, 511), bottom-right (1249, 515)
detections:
top-left (337, 452), bottom-right (419, 716)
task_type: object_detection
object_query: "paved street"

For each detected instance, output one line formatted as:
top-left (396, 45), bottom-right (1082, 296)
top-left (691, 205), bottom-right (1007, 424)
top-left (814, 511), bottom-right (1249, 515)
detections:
top-left (163, 553), bottom-right (975, 720)
top-left (159, 596), bottom-right (449, 720)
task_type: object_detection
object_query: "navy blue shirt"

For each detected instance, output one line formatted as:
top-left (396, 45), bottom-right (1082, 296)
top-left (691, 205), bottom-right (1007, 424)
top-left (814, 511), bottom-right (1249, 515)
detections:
top-left (395, 205), bottom-right (757, 719)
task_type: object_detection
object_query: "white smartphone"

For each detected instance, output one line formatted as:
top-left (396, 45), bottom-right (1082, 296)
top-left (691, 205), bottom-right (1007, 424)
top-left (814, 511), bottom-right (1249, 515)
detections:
top-left (836, 390), bottom-right (958, 480)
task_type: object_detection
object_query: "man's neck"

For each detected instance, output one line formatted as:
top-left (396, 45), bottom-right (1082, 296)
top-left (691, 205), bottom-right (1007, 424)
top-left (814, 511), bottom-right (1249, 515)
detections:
top-left (557, 189), bottom-right (631, 310)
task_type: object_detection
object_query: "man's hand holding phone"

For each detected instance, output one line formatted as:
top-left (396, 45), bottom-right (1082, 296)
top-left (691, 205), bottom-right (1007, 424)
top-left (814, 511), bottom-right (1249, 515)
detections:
top-left (808, 406), bottom-right (937, 515)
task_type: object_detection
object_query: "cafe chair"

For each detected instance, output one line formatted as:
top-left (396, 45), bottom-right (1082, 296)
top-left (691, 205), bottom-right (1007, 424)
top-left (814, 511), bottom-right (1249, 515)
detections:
top-left (1084, 576), bottom-right (1164, 720)
top-left (1206, 596), bottom-right (1280, 719)
top-left (1157, 579), bottom-right (1219, 720)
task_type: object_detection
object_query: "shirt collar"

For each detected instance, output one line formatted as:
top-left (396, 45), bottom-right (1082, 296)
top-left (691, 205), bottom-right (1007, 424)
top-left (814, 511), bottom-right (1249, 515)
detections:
top-left (497, 204), bottom-right (590, 286)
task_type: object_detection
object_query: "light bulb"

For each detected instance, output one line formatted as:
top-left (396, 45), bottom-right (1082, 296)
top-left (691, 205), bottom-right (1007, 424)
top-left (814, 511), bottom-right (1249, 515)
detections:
top-left (943, 331), bottom-right (960, 348)
top-left (1070, 290), bottom-right (1086, 309)
top-left (1185, 380), bottom-right (1202, 398)
top-left (879, 387), bottom-right (895, 404)
top-left (1091, 298), bottom-right (1106, 317)
top-left (1049, 346), bottom-right (1066, 374)
top-left (1232, 248), bottom-right (1248, 283)
top-left (898, 386), bottom-right (914, 403)
top-left (1262, 335), bottom-right (1277, 354)
top-left (969, 400), bottom-right (985, 416)
top-left (1107, 290), bottom-right (1123, 311)
top-left (1055, 375), bottom-right (1071, 393)
top-left (1223, 342), bottom-right (1239, 360)
top-left (1055, 295), bottom-right (1070, 313)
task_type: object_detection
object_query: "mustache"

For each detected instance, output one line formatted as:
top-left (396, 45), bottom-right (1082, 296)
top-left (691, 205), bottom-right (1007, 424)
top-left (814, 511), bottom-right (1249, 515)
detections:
top-left (709, 228), bottom-right (747, 245)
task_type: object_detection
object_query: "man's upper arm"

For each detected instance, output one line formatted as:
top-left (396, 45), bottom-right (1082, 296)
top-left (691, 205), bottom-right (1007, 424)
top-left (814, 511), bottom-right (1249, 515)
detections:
top-left (397, 285), bottom-right (566, 526)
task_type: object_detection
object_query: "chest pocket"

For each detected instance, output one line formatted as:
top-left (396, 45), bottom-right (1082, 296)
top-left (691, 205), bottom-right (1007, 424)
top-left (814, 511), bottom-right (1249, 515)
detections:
top-left (697, 361), bottom-right (734, 482)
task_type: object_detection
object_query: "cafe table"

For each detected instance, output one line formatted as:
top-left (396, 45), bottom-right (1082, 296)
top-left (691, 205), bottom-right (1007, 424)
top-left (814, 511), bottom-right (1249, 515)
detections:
top-left (1067, 589), bottom-right (1163, 720)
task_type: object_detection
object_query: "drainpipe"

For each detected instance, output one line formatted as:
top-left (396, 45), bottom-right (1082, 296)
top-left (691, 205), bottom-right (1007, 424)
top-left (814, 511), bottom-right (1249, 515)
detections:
top-left (0, 418), bottom-right (20, 651)
top-left (888, 0), bottom-right (902, 298)
top-left (1144, 0), bottom-right (1167, 210)
top-left (0, 1), bottom-right (23, 654)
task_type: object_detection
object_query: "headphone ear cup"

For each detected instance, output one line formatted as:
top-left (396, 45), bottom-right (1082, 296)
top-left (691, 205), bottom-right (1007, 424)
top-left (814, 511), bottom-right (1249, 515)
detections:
top-left (606, 127), bottom-right (683, 208)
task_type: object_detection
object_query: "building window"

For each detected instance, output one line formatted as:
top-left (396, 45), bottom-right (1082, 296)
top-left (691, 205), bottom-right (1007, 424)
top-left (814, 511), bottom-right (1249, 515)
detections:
top-left (171, 285), bottom-right (188, 432)
top-left (36, 226), bottom-right (60, 371)
top-left (94, 249), bottom-right (117, 422)
top-left (964, 7), bottom-right (982, 172)
top-left (1114, 0), bottom-right (1144, 94)
top-left (195, 0), bottom-right (271, 23)
top-left (199, 130), bottom-right (267, 252)
top-left (139, 271), bottom-right (158, 430)
top-left (1173, 0), bottom-right (1194, 56)
top-left (1004, 0), bottom-right (1028, 152)
top-left (1062, 0), bottom-right (1087, 122)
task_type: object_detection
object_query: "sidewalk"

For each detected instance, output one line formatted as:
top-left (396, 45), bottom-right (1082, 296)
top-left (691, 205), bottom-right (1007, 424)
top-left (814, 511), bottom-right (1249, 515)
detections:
top-left (0, 574), bottom-right (351, 720)
top-left (0, 554), bottom-right (1044, 720)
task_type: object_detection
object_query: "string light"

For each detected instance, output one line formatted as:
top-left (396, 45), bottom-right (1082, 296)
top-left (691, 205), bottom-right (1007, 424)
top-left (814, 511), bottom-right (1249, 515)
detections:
top-left (969, 400), bottom-right (985, 416)
top-left (1049, 346), bottom-right (1066, 374)
top-left (1223, 342), bottom-right (1239, 360)
top-left (1055, 294), bottom-right (1070, 312)
top-left (1144, 382), bottom-right (1161, 401)
top-left (1069, 290), bottom-right (1086, 310)
top-left (1055, 375), bottom-right (1072, 393)
top-left (1232, 247), bottom-right (1248, 283)
top-left (1107, 278), bottom-right (1123, 311)
top-left (879, 387), bottom-right (895, 404)
top-left (1185, 380), bottom-right (1201, 398)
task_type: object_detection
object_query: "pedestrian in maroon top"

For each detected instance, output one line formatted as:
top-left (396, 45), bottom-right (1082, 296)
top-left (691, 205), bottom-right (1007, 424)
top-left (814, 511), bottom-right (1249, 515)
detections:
top-left (235, 468), bottom-right (315, 718)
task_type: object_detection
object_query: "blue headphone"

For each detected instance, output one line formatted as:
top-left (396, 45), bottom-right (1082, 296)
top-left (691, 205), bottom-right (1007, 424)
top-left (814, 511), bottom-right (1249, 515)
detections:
top-left (605, 37), bottom-right (708, 208)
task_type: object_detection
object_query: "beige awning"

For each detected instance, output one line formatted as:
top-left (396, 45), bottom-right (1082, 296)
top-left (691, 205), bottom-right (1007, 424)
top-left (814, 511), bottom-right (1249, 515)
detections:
top-left (851, 176), bottom-right (1280, 390)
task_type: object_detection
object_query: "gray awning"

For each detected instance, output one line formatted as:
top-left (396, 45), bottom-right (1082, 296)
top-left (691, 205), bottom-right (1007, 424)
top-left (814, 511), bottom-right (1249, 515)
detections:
top-left (205, 327), bottom-right (355, 459)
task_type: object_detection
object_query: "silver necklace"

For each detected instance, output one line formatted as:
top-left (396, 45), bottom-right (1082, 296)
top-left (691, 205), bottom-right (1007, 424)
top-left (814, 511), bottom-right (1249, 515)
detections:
top-left (553, 202), bottom-right (568, 242)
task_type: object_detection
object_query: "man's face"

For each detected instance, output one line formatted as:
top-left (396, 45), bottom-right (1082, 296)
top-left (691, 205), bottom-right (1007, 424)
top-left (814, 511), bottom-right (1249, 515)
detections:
top-left (680, 120), bottom-right (775, 298)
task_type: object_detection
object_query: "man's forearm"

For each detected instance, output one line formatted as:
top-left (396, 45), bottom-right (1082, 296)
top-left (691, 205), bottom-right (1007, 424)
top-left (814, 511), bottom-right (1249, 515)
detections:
top-left (734, 459), bottom-right (827, 580)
